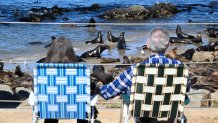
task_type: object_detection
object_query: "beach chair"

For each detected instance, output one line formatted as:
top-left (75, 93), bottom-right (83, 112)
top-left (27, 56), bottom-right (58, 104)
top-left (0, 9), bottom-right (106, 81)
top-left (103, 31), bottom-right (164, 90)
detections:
top-left (121, 63), bottom-right (189, 123)
top-left (32, 63), bottom-right (92, 123)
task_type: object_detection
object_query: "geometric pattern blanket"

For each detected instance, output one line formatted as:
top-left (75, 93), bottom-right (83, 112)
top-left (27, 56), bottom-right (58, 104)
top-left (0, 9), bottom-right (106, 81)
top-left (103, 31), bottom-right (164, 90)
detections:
top-left (129, 63), bottom-right (189, 119)
top-left (33, 63), bottom-right (90, 120)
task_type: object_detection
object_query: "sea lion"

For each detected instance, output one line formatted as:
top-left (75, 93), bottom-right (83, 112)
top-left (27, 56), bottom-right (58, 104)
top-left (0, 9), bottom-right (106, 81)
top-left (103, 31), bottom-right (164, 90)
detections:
top-left (44, 36), bottom-right (56, 48)
top-left (169, 37), bottom-right (192, 44)
top-left (15, 64), bottom-right (23, 77)
top-left (191, 32), bottom-right (202, 43)
top-left (166, 47), bottom-right (178, 59)
top-left (117, 32), bottom-right (128, 50)
top-left (107, 31), bottom-right (119, 43)
top-left (91, 65), bottom-right (113, 84)
top-left (196, 42), bottom-right (218, 51)
top-left (86, 18), bottom-right (96, 27)
top-left (136, 44), bottom-right (148, 50)
top-left (205, 26), bottom-right (218, 38)
top-left (179, 48), bottom-right (195, 60)
top-left (0, 60), bottom-right (4, 71)
top-left (85, 31), bottom-right (103, 44)
top-left (28, 42), bottom-right (44, 45)
top-left (176, 25), bottom-right (195, 39)
top-left (114, 56), bottom-right (130, 68)
top-left (80, 45), bottom-right (110, 58)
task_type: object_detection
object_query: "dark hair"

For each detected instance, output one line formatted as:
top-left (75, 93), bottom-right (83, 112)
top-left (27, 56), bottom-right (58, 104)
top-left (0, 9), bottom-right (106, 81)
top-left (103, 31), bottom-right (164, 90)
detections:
top-left (45, 36), bottom-right (77, 63)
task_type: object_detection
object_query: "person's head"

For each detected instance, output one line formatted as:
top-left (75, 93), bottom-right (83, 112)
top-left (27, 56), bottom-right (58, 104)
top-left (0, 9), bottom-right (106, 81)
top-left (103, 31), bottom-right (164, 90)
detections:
top-left (45, 36), bottom-right (77, 63)
top-left (146, 28), bottom-right (170, 54)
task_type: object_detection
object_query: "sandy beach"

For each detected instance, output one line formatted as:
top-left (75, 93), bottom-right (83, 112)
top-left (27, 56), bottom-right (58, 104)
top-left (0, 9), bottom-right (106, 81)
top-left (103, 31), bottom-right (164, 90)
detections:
top-left (0, 107), bottom-right (218, 123)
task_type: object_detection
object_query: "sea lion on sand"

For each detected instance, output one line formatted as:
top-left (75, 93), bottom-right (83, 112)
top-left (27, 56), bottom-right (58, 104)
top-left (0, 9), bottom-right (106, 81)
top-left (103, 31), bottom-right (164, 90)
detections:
top-left (86, 18), bottom-right (96, 27)
top-left (107, 31), bottom-right (119, 43)
top-left (80, 45), bottom-right (110, 58)
top-left (28, 42), bottom-right (44, 45)
top-left (179, 48), bottom-right (195, 60)
top-left (117, 32), bottom-right (128, 50)
top-left (176, 25), bottom-right (195, 39)
top-left (196, 42), bottom-right (218, 51)
top-left (191, 32), bottom-right (202, 43)
top-left (169, 37), bottom-right (192, 44)
top-left (136, 44), bottom-right (148, 50)
top-left (44, 36), bottom-right (56, 48)
top-left (0, 60), bottom-right (4, 71)
top-left (85, 31), bottom-right (103, 44)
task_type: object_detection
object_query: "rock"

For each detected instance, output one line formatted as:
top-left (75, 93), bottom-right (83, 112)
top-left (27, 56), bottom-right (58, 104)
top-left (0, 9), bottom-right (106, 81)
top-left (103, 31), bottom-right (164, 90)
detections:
top-left (213, 50), bottom-right (218, 59)
top-left (209, 1), bottom-right (218, 8)
top-left (187, 89), bottom-right (211, 107)
top-left (192, 51), bottom-right (214, 62)
top-left (19, 5), bottom-right (70, 22)
top-left (100, 58), bottom-right (120, 63)
top-left (129, 5), bottom-right (146, 11)
top-left (100, 3), bottom-right (178, 19)
top-left (211, 91), bottom-right (218, 107)
top-left (129, 56), bottom-right (146, 64)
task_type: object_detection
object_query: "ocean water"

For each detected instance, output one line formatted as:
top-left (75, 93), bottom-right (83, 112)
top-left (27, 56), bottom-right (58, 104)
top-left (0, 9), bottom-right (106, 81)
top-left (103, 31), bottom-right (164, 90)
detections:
top-left (0, 0), bottom-right (217, 63)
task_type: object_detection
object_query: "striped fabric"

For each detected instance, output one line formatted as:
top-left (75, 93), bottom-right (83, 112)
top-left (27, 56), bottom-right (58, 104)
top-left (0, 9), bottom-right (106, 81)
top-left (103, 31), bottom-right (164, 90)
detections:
top-left (34, 63), bottom-right (90, 120)
top-left (129, 63), bottom-right (188, 119)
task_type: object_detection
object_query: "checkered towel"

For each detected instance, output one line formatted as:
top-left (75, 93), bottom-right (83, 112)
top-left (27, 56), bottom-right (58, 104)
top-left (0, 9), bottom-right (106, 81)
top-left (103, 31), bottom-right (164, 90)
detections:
top-left (34, 63), bottom-right (90, 120)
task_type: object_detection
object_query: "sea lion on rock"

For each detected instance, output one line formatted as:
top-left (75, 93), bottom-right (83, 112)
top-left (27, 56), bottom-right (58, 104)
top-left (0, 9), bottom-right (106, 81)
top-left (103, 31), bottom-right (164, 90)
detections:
top-left (166, 47), bottom-right (178, 59)
top-left (85, 31), bottom-right (103, 44)
top-left (107, 31), bottom-right (119, 43)
top-left (80, 45), bottom-right (110, 58)
top-left (176, 25), bottom-right (195, 39)
top-left (114, 56), bottom-right (130, 68)
top-left (15, 65), bottom-right (23, 77)
top-left (205, 26), bottom-right (218, 38)
top-left (91, 65), bottom-right (113, 84)
top-left (179, 48), bottom-right (195, 60)
top-left (196, 42), bottom-right (218, 51)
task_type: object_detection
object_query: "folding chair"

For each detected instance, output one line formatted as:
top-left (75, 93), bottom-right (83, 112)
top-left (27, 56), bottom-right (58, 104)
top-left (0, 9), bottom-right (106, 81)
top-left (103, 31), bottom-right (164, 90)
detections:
top-left (32, 63), bottom-right (92, 123)
top-left (121, 63), bottom-right (189, 123)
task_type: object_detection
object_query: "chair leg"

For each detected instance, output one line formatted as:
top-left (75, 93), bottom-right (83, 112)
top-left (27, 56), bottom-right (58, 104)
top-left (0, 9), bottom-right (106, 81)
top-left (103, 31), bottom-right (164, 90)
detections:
top-left (123, 103), bottom-right (129, 123)
top-left (91, 106), bottom-right (95, 123)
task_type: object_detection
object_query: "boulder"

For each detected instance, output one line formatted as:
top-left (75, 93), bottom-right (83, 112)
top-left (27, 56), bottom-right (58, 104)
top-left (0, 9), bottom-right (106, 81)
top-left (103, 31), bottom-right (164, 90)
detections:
top-left (192, 51), bottom-right (214, 62)
top-left (100, 3), bottom-right (178, 19)
top-left (211, 91), bottom-right (218, 107)
top-left (187, 89), bottom-right (211, 107)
